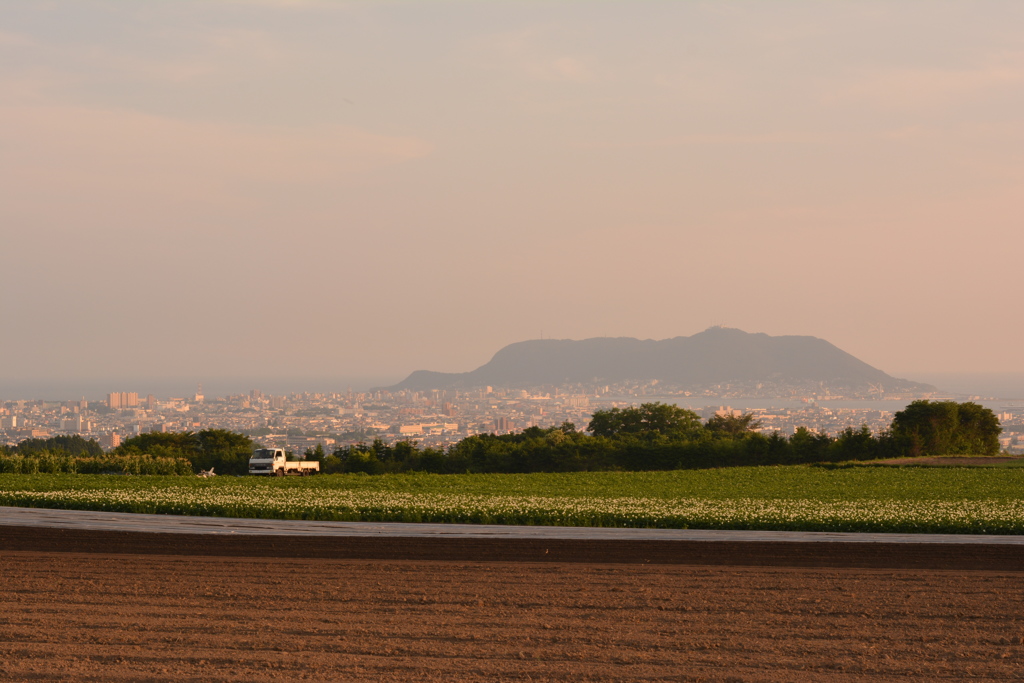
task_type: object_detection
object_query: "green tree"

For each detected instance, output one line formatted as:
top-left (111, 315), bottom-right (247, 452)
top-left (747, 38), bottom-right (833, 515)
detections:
top-left (829, 425), bottom-right (879, 461)
top-left (115, 429), bottom-right (255, 474)
top-left (194, 429), bottom-right (255, 474)
top-left (789, 427), bottom-right (833, 462)
top-left (587, 402), bottom-right (704, 440)
top-left (14, 434), bottom-right (103, 457)
top-left (116, 432), bottom-right (198, 458)
top-left (890, 400), bottom-right (1001, 456)
top-left (705, 413), bottom-right (763, 437)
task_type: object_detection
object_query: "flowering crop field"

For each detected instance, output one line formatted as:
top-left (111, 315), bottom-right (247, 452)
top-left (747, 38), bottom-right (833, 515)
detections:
top-left (2, 466), bottom-right (1024, 533)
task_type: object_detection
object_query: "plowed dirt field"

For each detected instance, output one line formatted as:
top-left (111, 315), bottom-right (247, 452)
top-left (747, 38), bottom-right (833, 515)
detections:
top-left (2, 550), bottom-right (1023, 682)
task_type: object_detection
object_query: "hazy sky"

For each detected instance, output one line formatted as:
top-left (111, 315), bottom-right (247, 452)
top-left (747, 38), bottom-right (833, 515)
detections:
top-left (3, 1), bottom-right (1023, 396)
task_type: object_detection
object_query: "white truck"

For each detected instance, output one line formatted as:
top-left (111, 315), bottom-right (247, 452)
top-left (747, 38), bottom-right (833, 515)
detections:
top-left (248, 448), bottom-right (320, 476)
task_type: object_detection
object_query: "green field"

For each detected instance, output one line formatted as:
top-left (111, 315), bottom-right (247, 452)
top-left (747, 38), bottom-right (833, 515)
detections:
top-left (2, 465), bottom-right (1023, 534)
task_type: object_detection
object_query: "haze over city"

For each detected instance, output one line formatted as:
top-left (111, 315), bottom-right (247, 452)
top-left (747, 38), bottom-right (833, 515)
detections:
top-left (3, 1), bottom-right (1024, 399)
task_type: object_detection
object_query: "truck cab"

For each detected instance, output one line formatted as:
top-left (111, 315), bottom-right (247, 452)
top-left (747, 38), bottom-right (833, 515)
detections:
top-left (248, 448), bottom-right (285, 475)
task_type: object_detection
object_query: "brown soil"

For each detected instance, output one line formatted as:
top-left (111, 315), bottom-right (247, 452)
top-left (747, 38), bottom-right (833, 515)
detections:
top-left (3, 548), bottom-right (1024, 680)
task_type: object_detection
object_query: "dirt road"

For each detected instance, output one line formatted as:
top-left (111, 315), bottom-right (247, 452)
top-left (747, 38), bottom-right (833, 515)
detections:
top-left (3, 551), bottom-right (1023, 681)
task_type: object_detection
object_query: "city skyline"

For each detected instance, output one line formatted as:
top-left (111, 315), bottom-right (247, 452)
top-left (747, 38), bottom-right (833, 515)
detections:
top-left (3, 2), bottom-right (1024, 392)
top-left (6, 376), bottom-right (1024, 456)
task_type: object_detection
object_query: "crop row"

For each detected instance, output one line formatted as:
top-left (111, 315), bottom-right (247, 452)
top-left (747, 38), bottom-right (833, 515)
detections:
top-left (0, 454), bottom-right (193, 475)
top-left (2, 486), bottom-right (1023, 534)
top-left (5, 465), bottom-right (1024, 500)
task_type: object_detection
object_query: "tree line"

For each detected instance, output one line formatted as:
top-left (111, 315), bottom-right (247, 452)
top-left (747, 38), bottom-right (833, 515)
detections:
top-left (0, 430), bottom-right (252, 476)
top-left (318, 399), bottom-right (1001, 475)
top-left (2, 434), bottom-right (104, 458)
top-left (0, 400), bottom-right (1002, 475)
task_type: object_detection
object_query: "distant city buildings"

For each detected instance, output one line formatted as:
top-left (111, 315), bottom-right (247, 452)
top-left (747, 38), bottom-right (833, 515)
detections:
top-left (2, 380), bottom-right (1022, 453)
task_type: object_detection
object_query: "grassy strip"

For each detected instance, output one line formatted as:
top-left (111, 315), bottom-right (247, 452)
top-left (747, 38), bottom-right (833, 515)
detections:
top-left (2, 466), bottom-right (1024, 533)
top-left (3, 465), bottom-right (1024, 499)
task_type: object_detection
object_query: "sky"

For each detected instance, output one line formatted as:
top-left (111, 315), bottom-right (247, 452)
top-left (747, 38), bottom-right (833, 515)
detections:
top-left (2, 1), bottom-right (1024, 398)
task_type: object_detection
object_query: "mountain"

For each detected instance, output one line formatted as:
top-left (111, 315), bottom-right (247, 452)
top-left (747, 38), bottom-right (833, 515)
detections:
top-left (388, 327), bottom-right (933, 394)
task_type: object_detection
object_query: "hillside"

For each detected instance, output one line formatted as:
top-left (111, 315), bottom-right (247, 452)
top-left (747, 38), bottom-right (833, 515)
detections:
top-left (389, 327), bottom-right (933, 394)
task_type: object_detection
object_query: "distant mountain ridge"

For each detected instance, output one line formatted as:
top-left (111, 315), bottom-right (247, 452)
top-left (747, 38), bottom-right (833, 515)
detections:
top-left (388, 327), bottom-right (933, 394)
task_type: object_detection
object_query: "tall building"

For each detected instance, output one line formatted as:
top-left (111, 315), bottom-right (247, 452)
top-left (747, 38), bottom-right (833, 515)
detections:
top-left (107, 392), bottom-right (139, 409)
